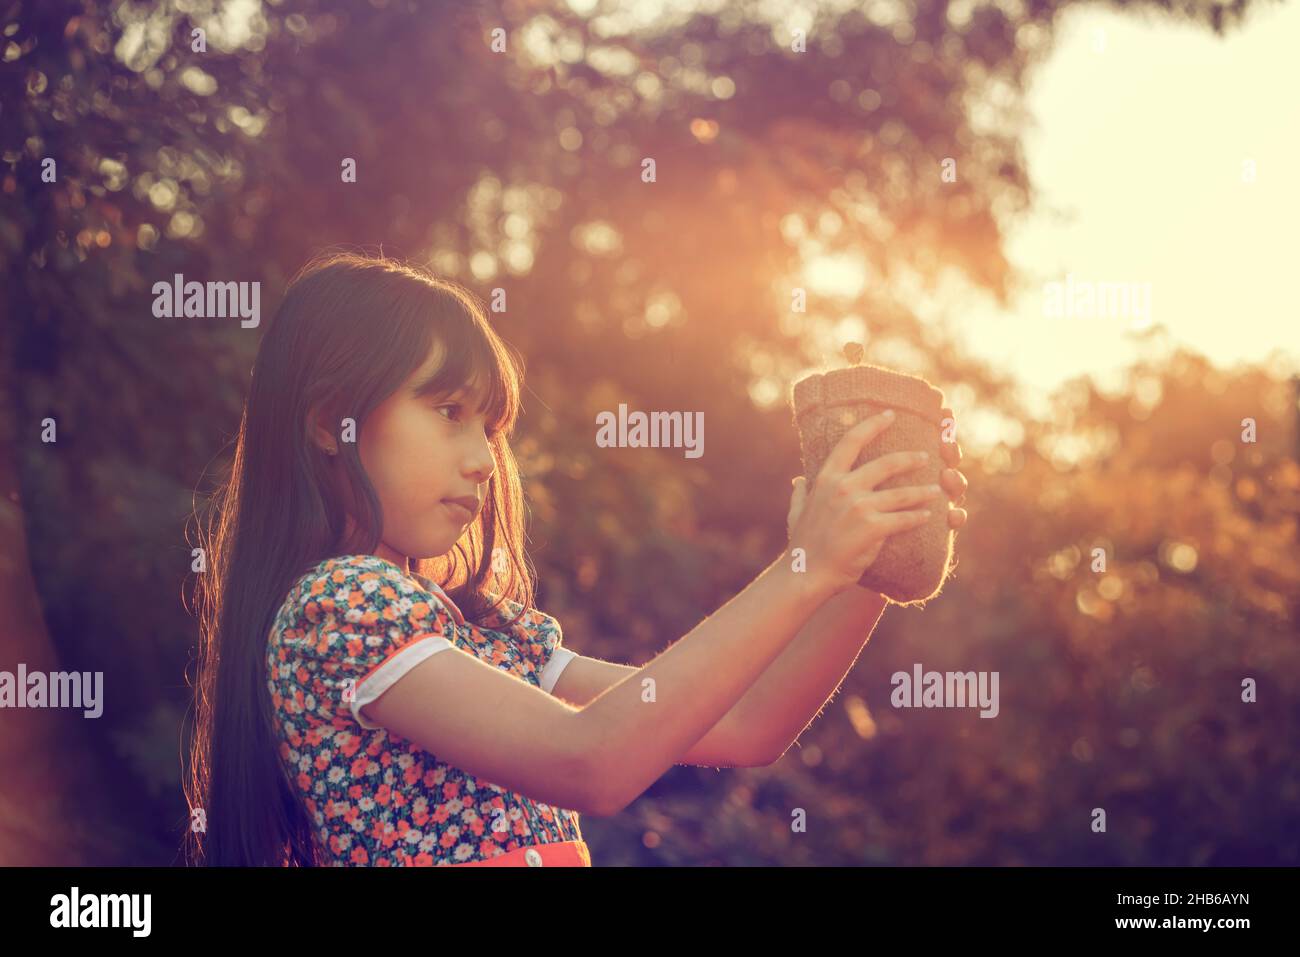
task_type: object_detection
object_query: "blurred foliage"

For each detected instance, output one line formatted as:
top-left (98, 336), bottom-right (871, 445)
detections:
top-left (1, 0), bottom-right (1294, 864)
top-left (597, 351), bottom-right (1300, 865)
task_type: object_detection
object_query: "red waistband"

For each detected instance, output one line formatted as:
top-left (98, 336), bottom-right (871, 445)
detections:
top-left (451, 839), bottom-right (591, 867)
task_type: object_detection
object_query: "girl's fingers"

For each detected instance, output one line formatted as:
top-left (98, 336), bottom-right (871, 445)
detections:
top-left (940, 467), bottom-right (968, 500)
top-left (878, 508), bottom-right (932, 532)
top-left (939, 408), bottom-right (962, 466)
top-left (821, 410), bottom-right (897, 481)
top-left (946, 507), bottom-right (968, 530)
top-left (786, 476), bottom-right (808, 536)
top-left (847, 448), bottom-right (930, 493)
top-left (869, 483), bottom-right (944, 512)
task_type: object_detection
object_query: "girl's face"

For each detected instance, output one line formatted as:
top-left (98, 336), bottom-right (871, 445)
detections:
top-left (350, 340), bottom-right (497, 568)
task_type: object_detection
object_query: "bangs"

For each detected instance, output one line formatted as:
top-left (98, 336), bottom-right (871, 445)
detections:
top-left (411, 289), bottom-right (521, 437)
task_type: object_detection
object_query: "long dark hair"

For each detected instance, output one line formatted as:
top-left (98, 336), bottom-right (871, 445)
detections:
top-left (183, 252), bottom-right (534, 866)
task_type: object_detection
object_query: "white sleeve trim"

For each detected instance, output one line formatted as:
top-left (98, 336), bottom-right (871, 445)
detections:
top-left (350, 634), bottom-right (456, 730)
top-left (539, 646), bottom-right (578, 695)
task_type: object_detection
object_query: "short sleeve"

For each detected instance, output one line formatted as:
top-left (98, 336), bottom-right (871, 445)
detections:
top-left (522, 606), bottom-right (577, 695)
top-left (540, 644), bottom-right (577, 695)
top-left (278, 556), bottom-right (459, 730)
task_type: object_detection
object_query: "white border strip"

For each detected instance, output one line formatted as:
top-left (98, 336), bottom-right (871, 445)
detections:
top-left (351, 635), bottom-right (456, 729)
top-left (539, 646), bottom-right (578, 695)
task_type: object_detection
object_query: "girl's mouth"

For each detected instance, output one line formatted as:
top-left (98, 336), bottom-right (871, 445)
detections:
top-left (443, 500), bottom-right (474, 524)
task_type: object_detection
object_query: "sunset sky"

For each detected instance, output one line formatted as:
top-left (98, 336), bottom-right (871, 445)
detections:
top-left (946, 1), bottom-right (1300, 424)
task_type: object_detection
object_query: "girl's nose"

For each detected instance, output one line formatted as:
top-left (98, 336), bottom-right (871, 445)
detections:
top-left (464, 449), bottom-right (495, 486)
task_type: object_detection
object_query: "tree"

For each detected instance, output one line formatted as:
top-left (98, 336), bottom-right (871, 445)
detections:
top-left (0, 0), bottom-right (1277, 863)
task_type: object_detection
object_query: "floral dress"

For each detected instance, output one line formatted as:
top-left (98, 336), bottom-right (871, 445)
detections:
top-left (265, 553), bottom-right (583, 865)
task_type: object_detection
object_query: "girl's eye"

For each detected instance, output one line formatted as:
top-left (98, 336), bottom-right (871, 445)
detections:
top-left (437, 403), bottom-right (499, 438)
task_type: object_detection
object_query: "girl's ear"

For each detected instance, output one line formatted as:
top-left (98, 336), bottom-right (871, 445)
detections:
top-left (307, 406), bottom-right (340, 456)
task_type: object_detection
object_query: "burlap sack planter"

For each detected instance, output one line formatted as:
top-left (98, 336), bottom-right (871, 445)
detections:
top-left (790, 361), bottom-right (954, 605)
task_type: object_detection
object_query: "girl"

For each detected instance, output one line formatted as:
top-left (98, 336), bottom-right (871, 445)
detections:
top-left (183, 252), bottom-right (968, 867)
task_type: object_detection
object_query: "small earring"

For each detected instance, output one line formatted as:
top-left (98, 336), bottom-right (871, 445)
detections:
top-left (326, 445), bottom-right (338, 456)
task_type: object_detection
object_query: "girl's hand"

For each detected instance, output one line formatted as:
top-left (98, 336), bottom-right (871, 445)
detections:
top-left (938, 405), bottom-right (968, 530)
top-left (788, 407), bottom-right (970, 539)
top-left (786, 410), bottom-right (946, 596)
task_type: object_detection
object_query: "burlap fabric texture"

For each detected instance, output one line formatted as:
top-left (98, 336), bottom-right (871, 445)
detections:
top-left (790, 363), bottom-right (955, 604)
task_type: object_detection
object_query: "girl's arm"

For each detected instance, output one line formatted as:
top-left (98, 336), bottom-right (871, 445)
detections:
top-left (548, 655), bottom-right (757, 767)
top-left (713, 585), bottom-right (888, 763)
top-left (552, 447), bottom-right (967, 766)
top-left (733, 449), bottom-right (967, 761)
top-left (549, 586), bottom-right (888, 768)
top-left (546, 657), bottom-right (757, 768)
top-left (363, 550), bottom-right (838, 817)
top-left (740, 425), bottom-right (967, 760)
